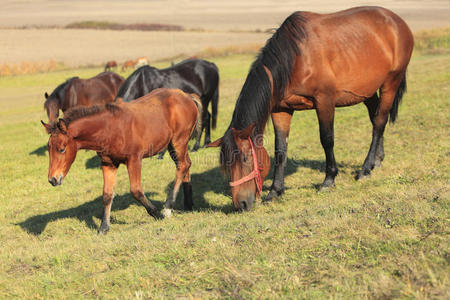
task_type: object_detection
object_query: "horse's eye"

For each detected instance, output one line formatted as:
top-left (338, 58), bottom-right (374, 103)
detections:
top-left (59, 148), bottom-right (66, 153)
top-left (242, 154), bottom-right (247, 163)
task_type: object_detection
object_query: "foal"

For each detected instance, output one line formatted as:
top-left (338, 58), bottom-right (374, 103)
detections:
top-left (42, 88), bottom-right (201, 233)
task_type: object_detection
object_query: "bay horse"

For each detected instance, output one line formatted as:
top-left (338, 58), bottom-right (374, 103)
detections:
top-left (41, 88), bottom-right (202, 233)
top-left (116, 58), bottom-right (219, 152)
top-left (44, 72), bottom-right (124, 122)
top-left (104, 61), bottom-right (118, 72)
top-left (208, 6), bottom-right (414, 211)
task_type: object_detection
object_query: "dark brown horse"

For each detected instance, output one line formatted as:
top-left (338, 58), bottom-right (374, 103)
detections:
top-left (208, 7), bottom-right (414, 210)
top-left (104, 61), bottom-right (118, 72)
top-left (44, 72), bottom-right (124, 122)
top-left (42, 88), bottom-right (201, 233)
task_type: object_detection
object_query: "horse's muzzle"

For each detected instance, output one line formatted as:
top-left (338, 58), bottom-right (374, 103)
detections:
top-left (49, 174), bottom-right (63, 186)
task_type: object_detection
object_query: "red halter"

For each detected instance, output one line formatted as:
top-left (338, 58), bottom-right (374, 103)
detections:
top-left (229, 137), bottom-right (263, 194)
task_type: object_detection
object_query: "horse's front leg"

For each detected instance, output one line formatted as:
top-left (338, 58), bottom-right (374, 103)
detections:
top-left (127, 156), bottom-right (161, 219)
top-left (316, 99), bottom-right (338, 190)
top-left (265, 109), bottom-right (293, 202)
top-left (98, 161), bottom-right (118, 234)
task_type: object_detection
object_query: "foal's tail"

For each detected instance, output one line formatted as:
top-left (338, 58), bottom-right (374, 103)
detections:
top-left (389, 73), bottom-right (407, 123)
top-left (189, 93), bottom-right (203, 139)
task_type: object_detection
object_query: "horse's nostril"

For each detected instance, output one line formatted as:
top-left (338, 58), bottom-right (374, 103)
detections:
top-left (49, 177), bottom-right (57, 186)
top-left (240, 200), bottom-right (248, 210)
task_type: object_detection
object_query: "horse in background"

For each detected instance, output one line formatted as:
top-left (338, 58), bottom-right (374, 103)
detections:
top-left (104, 61), bottom-right (117, 72)
top-left (208, 6), bottom-right (414, 211)
top-left (42, 88), bottom-right (202, 233)
top-left (44, 72), bottom-right (124, 122)
top-left (122, 60), bottom-right (136, 72)
top-left (135, 57), bottom-right (149, 68)
top-left (116, 58), bottom-right (219, 152)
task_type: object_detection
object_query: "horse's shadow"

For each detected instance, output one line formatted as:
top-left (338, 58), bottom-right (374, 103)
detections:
top-left (19, 155), bottom-right (355, 235)
top-left (165, 157), bottom-right (319, 213)
top-left (17, 192), bottom-right (158, 235)
top-left (29, 144), bottom-right (47, 156)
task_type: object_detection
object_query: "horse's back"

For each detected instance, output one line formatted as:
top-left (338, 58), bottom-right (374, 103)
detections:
top-left (291, 6), bottom-right (413, 101)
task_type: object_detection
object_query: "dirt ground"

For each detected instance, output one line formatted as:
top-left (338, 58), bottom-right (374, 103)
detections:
top-left (1, 0), bottom-right (449, 66)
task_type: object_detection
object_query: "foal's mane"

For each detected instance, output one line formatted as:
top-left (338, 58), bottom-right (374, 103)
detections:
top-left (63, 103), bottom-right (121, 125)
top-left (221, 12), bottom-right (307, 169)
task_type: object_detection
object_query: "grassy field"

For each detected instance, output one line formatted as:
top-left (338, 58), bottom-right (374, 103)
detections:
top-left (0, 45), bottom-right (449, 298)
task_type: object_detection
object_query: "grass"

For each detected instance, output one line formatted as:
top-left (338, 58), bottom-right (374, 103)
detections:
top-left (0, 49), bottom-right (449, 298)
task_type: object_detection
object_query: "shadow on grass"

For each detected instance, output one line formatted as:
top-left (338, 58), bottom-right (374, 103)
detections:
top-left (85, 155), bottom-right (101, 169)
top-left (166, 157), bottom-right (310, 213)
top-left (29, 144), bottom-right (47, 156)
top-left (17, 192), bottom-right (159, 235)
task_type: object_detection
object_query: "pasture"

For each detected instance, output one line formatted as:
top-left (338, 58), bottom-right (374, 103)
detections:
top-left (0, 39), bottom-right (449, 298)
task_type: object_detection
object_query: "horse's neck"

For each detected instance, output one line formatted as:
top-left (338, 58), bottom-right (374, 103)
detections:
top-left (70, 114), bottom-right (114, 151)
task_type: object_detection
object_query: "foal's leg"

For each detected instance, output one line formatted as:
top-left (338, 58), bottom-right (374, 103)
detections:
top-left (357, 75), bottom-right (404, 179)
top-left (98, 163), bottom-right (118, 234)
top-left (316, 98), bottom-right (338, 190)
top-left (265, 109), bottom-right (293, 202)
top-left (127, 156), bottom-right (161, 218)
top-left (364, 93), bottom-right (385, 168)
top-left (163, 141), bottom-right (192, 217)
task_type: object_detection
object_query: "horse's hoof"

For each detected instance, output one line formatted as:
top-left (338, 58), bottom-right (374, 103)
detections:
top-left (191, 147), bottom-right (199, 152)
top-left (162, 208), bottom-right (173, 218)
top-left (374, 159), bottom-right (382, 168)
top-left (318, 184), bottom-right (334, 192)
top-left (263, 190), bottom-right (280, 203)
top-left (98, 226), bottom-right (109, 235)
top-left (355, 171), bottom-right (370, 181)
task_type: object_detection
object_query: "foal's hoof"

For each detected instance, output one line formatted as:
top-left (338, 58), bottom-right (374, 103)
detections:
top-left (318, 183), bottom-right (335, 192)
top-left (191, 146), bottom-right (199, 152)
top-left (147, 209), bottom-right (164, 220)
top-left (162, 208), bottom-right (173, 218)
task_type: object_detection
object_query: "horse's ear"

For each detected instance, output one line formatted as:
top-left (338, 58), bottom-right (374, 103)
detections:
top-left (44, 92), bottom-right (49, 99)
top-left (41, 120), bottom-right (51, 134)
top-left (232, 123), bottom-right (256, 139)
top-left (206, 137), bottom-right (222, 148)
top-left (57, 118), bottom-right (68, 134)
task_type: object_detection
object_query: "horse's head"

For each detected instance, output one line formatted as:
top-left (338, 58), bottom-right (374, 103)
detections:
top-left (44, 92), bottom-right (60, 122)
top-left (41, 119), bottom-right (78, 186)
top-left (208, 123), bottom-right (270, 211)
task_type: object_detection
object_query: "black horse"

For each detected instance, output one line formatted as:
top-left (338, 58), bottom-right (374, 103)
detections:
top-left (116, 58), bottom-right (219, 152)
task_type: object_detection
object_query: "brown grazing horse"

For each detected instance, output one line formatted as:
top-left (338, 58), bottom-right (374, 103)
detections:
top-left (104, 61), bottom-right (118, 72)
top-left (42, 88), bottom-right (202, 233)
top-left (121, 60), bottom-right (136, 72)
top-left (208, 6), bottom-right (414, 210)
top-left (44, 72), bottom-right (124, 122)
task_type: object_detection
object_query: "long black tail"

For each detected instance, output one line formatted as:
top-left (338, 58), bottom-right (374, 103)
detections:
top-left (389, 73), bottom-right (407, 123)
top-left (211, 85), bottom-right (219, 129)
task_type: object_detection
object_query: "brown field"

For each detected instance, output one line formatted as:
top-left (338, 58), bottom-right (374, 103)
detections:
top-left (0, 0), bottom-right (449, 68)
top-left (0, 29), bottom-right (268, 67)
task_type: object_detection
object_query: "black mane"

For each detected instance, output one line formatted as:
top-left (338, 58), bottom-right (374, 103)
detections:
top-left (221, 12), bottom-right (307, 169)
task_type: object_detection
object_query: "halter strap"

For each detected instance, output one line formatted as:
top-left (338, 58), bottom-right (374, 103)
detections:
top-left (229, 137), bottom-right (263, 194)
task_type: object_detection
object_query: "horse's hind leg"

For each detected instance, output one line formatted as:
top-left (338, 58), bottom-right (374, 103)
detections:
top-left (357, 74), bottom-right (404, 180)
top-left (163, 141), bottom-right (192, 217)
top-left (127, 156), bottom-right (161, 219)
top-left (364, 93), bottom-right (385, 168)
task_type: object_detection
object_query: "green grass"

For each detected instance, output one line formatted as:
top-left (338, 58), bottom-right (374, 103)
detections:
top-left (0, 48), bottom-right (449, 299)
